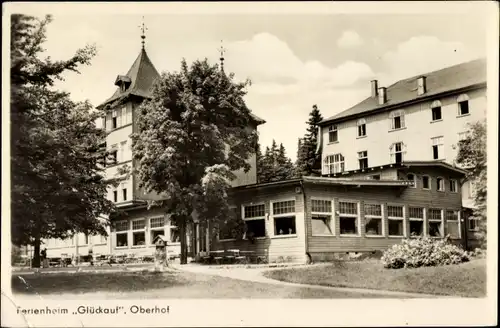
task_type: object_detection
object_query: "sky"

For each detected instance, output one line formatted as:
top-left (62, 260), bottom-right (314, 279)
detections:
top-left (12, 3), bottom-right (490, 162)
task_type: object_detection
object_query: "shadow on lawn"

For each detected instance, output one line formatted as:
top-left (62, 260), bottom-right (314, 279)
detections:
top-left (12, 271), bottom-right (190, 295)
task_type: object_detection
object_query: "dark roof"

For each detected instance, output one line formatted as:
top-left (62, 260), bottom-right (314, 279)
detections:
top-left (96, 48), bottom-right (266, 125)
top-left (323, 161), bottom-right (468, 178)
top-left (320, 58), bottom-right (487, 125)
top-left (230, 176), bottom-right (411, 191)
top-left (97, 48), bottom-right (161, 109)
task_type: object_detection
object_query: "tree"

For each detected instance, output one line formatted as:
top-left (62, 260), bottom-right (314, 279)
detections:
top-left (455, 120), bottom-right (487, 247)
top-left (10, 14), bottom-right (114, 267)
top-left (276, 143), bottom-right (295, 181)
top-left (257, 140), bottom-right (294, 183)
top-left (131, 58), bottom-right (258, 264)
top-left (295, 104), bottom-right (323, 177)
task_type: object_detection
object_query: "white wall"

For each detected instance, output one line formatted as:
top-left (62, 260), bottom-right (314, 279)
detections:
top-left (321, 88), bottom-right (485, 170)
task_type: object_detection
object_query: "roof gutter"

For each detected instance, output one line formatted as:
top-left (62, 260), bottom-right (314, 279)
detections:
top-left (319, 82), bottom-right (486, 126)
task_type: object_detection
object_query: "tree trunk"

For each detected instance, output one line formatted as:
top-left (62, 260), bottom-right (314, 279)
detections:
top-left (32, 238), bottom-right (41, 268)
top-left (179, 219), bottom-right (188, 265)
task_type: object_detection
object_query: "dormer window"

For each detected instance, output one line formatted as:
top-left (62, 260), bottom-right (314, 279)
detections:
top-left (357, 118), bottom-right (366, 137)
top-left (389, 110), bottom-right (405, 130)
top-left (457, 94), bottom-right (470, 116)
top-left (114, 75), bottom-right (132, 93)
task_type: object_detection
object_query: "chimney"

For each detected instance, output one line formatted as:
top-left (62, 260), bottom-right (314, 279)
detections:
top-left (417, 76), bottom-right (426, 95)
top-left (370, 80), bottom-right (378, 98)
top-left (378, 87), bottom-right (387, 105)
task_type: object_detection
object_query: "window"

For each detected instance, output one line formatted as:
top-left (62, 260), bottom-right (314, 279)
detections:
top-left (109, 149), bottom-right (118, 165)
top-left (121, 107), bottom-right (128, 125)
top-left (358, 151), bottom-right (368, 170)
top-left (387, 205), bottom-right (404, 237)
top-left (324, 154), bottom-right (345, 174)
top-left (272, 200), bottom-right (296, 236)
top-left (339, 201), bottom-right (359, 235)
top-left (370, 174), bottom-right (380, 180)
top-left (428, 209), bottom-right (443, 237)
top-left (431, 136), bottom-right (444, 160)
top-left (446, 210), bottom-right (460, 239)
top-left (132, 219), bottom-right (146, 246)
top-left (329, 125), bottom-right (338, 143)
top-left (170, 226), bottom-right (180, 243)
top-left (150, 217), bottom-right (165, 244)
top-left (84, 234), bottom-right (89, 245)
top-left (390, 142), bottom-right (404, 164)
top-left (431, 100), bottom-right (442, 121)
top-left (112, 110), bottom-right (118, 129)
top-left (122, 188), bottom-right (127, 201)
top-left (457, 94), bottom-right (470, 116)
top-left (115, 220), bottom-right (128, 247)
top-left (422, 175), bottom-right (430, 189)
top-left (364, 203), bottom-right (383, 236)
top-left (119, 141), bottom-right (127, 162)
top-left (243, 204), bottom-right (266, 238)
top-left (449, 179), bottom-right (458, 193)
top-left (409, 207), bottom-right (424, 237)
top-left (389, 110), bottom-right (405, 130)
top-left (357, 119), bottom-right (366, 137)
top-left (469, 217), bottom-right (479, 232)
top-left (311, 199), bottom-right (333, 236)
top-left (436, 177), bottom-right (445, 192)
top-left (407, 173), bottom-right (416, 188)
top-left (99, 235), bottom-right (107, 244)
top-left (113, 190), bottom-right (118, 202)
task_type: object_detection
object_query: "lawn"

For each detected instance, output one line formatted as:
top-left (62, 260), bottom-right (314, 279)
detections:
top-left (264, 258), bottom-right (486, 297)
top-left (11, 270), bottom-right (397, 299)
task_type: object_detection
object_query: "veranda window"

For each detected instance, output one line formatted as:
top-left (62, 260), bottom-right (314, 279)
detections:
top-left (388, 205), bottom-right (404, 237)
top-left (243, 204), bottom-right (266, 238)
top-left (272, 200), bottom-right (296, 236)
top-left (339, 201), bottom-right (359, 235)
top-left (428, 209), bottom-right (443, 237)
top-left (311, 199), bottom-right (333, 235)
top-left (364, 203), bottom-right (383, 236)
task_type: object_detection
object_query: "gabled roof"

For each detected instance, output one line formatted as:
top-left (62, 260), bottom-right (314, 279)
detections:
top-left (97, 48), bottom-right (161, 109)
top-left (320, 58), bottom-right (487, 125)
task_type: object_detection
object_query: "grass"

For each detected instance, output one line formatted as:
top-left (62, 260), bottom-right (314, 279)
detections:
top-left (12, 270), bottom-right (190, 295)
top-left (12, 270), bottom-right (397, 299)
top-left (264, 258), bottom-right (486, 297)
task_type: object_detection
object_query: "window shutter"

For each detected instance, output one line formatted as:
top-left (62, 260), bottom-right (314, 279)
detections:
top-left (400, 113), bottom-right (405, 128)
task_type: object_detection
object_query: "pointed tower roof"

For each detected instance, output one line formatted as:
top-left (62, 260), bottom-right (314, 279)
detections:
top-left (97, 48), bottom-right (161, 109)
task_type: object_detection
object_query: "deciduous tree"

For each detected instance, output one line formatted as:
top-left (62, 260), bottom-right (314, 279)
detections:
top-left (455, 120), bottom-right (487, 247)
top-left (10, 14), bottom-right (114, 267)
top-left (131, 59), bottom-right (258, 264)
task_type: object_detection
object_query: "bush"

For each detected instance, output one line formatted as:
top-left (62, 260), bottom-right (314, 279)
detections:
top-left (381, 236), bottom-right (470, 269)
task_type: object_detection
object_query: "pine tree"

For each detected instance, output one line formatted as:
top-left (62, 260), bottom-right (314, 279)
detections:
top-left (257, 140), bottom-right (294, 183)
top-left (10, 14), bottom-right (114, 267)
top-left (275, 143), bottom-right (295, 181)
top-left (295, 104), bottom-right (324, 177)
top-left (131, 58), bottom-right (258, 264)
